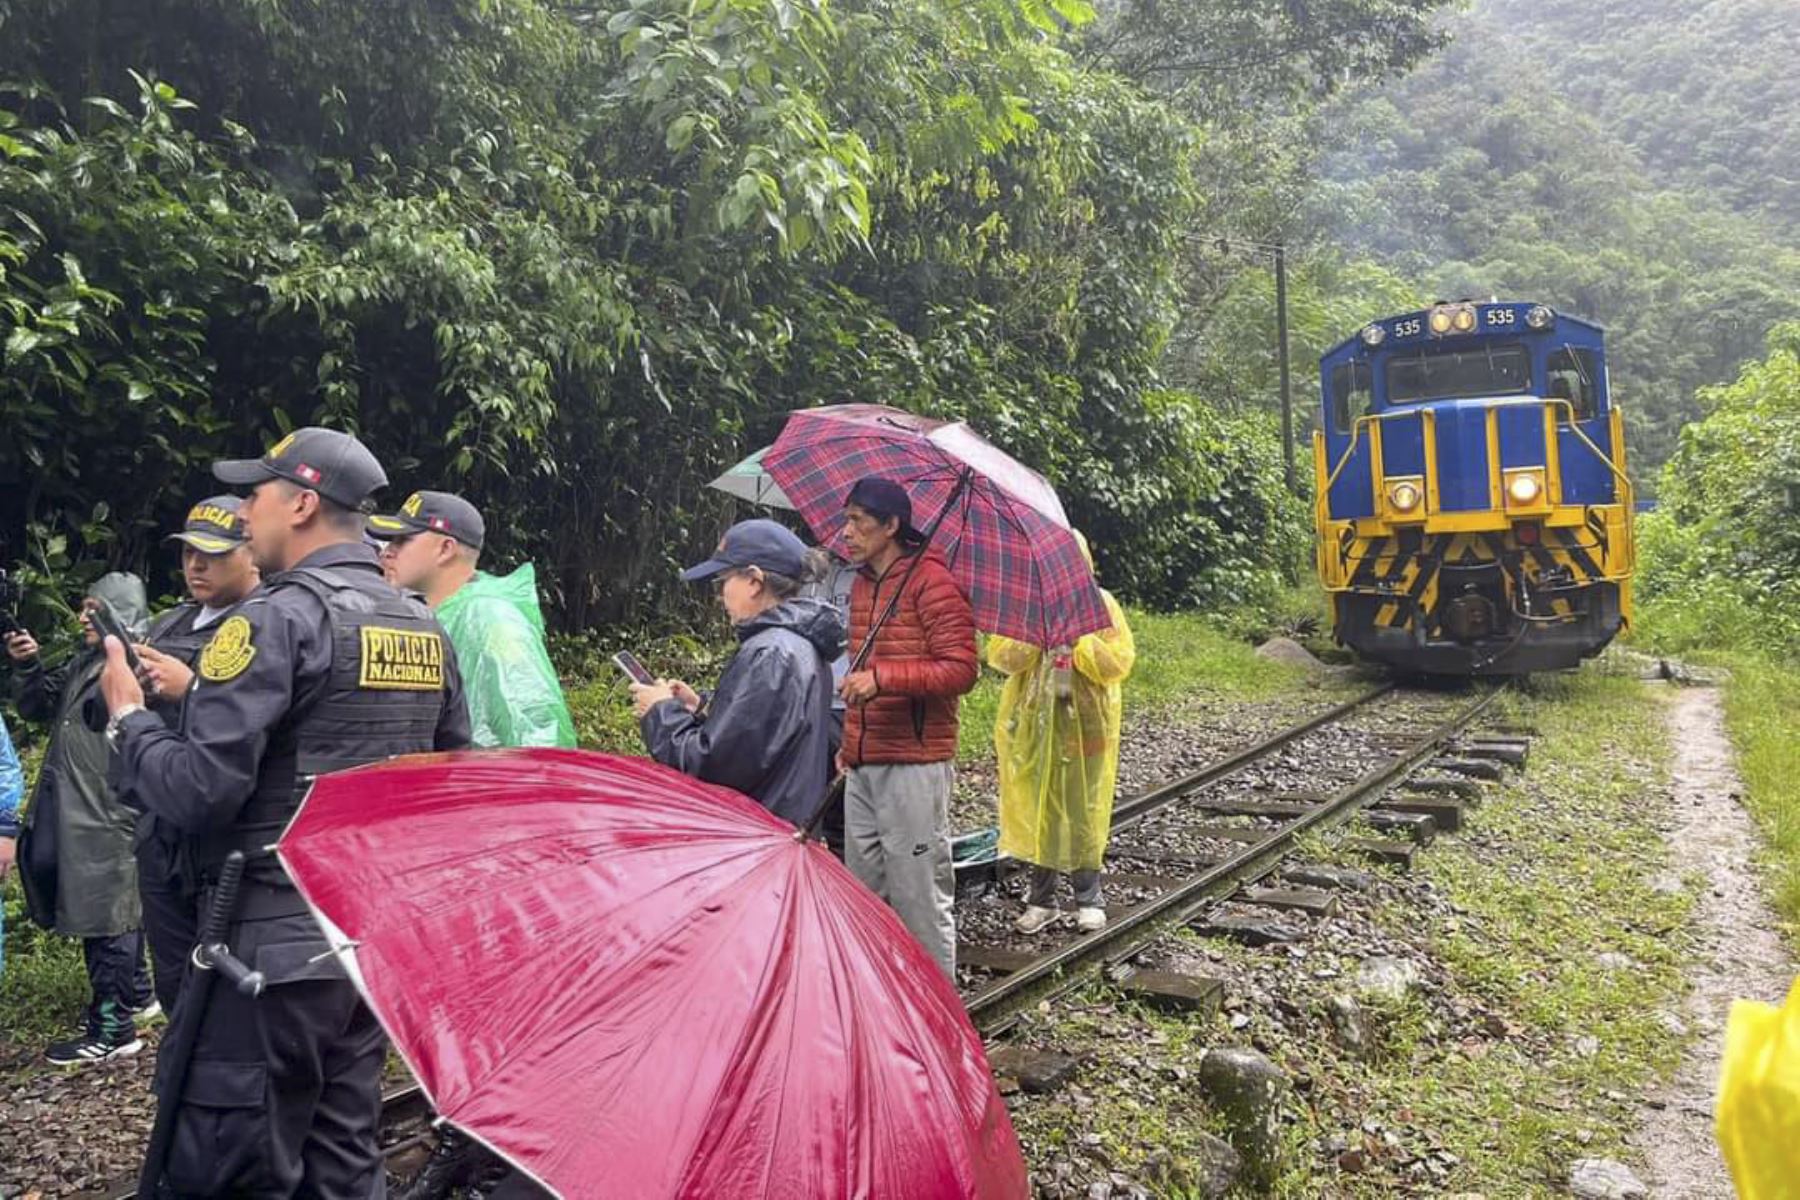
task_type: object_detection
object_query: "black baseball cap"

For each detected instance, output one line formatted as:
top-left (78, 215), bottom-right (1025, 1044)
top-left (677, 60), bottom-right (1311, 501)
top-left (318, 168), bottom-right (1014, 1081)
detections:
top-left (681, 519), bottom-right (808, 582)
top-left (366, 491), bottom-right (486, 551)
top-left (845, 477), bottom-right (925, 544)
top-left (213, 427), bottom-right (388, 510)
top-left (166, 495), bottom-right (247, 554)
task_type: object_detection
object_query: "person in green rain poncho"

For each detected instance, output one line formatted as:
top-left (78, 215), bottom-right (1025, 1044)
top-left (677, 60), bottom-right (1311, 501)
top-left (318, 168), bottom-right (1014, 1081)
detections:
top-left (370, 491), bottom-right (575, 749)
top-left (988, 532), bottom-right (1134, 934)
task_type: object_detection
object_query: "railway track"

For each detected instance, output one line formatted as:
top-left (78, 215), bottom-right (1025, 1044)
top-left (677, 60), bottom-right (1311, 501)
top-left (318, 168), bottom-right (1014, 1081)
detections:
top-left (957, 682), bottom-right (1511, 1036)
top-left (92, 681), bottom-right (1524, 1197)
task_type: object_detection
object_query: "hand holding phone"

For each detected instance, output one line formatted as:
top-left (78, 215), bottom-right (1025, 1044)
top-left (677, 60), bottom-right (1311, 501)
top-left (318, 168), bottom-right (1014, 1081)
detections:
top-left (88, 601), bottom-right (143, 675)
top-left (612, 650), bottom-right (655, 686)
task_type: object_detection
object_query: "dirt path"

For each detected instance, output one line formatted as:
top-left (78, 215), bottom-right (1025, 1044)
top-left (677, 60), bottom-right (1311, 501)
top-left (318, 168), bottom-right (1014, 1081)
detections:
top-left (1634, 685), bottom-right (1794, 1197)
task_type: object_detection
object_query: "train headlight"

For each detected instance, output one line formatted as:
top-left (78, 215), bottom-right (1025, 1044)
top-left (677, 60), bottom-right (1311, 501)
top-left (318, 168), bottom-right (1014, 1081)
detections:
top-left (1506, 472), bottom-right (1544, 506)
top-left (1361, 324), bottom-right (1387, 347)
top-left (1526, 304), bottom-right (1556, 330)
top-left (1428, 303), bottom-right (1477, 336)
top-left (1388, 480), bottom-right (1423, 513)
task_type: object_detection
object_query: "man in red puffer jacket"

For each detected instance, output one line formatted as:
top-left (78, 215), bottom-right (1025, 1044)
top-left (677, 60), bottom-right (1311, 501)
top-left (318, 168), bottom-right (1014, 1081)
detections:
top-left (837, 478), bottom-right (979, 978)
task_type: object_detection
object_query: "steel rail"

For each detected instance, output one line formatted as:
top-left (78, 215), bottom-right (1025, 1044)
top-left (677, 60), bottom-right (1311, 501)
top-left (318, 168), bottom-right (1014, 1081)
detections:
top-left (964, 684), bottom-right (1507, 1034)
top-left (1108, 682), bottom-right (1394, 829)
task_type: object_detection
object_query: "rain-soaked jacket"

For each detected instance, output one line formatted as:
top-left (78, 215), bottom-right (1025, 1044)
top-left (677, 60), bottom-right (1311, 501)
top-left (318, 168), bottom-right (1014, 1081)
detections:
top-left (0, 713), bottom-right (21, 841)
top-left (988, 587), bottom-right (1135, 873)
top-left (14, 572), bottom-right (147, 935)
top-left (436, 564), bottom-right (576, 749)
top-left (640, 597), bottom-right (845, 826)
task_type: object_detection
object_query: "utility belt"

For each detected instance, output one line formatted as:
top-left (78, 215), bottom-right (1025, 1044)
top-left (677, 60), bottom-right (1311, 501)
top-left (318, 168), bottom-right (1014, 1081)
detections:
top-left (196, 827), bottom-right (305, 921)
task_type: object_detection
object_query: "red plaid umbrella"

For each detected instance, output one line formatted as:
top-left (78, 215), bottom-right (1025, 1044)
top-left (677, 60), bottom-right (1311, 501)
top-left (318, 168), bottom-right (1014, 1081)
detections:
top-left (760, 404), bottom-right (1110, 647)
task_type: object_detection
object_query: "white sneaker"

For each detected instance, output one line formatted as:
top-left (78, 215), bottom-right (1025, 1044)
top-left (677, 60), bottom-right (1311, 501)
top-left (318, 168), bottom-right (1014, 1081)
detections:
top-left (1014, 905), bottom-right (1061, 934)
top-left (1076, 906), bottom-right (1107, 933)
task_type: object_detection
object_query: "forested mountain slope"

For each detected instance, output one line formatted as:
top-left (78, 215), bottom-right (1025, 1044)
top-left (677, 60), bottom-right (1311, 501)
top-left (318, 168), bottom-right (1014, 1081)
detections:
top-left (1485, 0), bottom-right (1800, 234)
top-left (1315, 0), bottom-right (1800, 474)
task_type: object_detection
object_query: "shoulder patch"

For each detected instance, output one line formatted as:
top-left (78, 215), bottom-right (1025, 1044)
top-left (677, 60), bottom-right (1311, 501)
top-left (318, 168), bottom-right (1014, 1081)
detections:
top-left (198, 615), bottom-right (258, 682)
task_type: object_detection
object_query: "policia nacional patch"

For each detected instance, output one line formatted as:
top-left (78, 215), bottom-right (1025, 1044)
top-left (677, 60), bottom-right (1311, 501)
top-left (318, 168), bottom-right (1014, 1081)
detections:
top-left (359, 626), bottom-right (445, 691)
top-left (198, 615), bottom-right (257, 682)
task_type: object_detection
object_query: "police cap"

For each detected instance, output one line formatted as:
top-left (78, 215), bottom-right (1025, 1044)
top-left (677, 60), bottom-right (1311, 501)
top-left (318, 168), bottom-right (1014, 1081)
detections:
top-left (366, 491), bottom-right (485, 551)
top-left (167, 495), bottom-right (248, 554)
top-left (213, 427), bottom-right (388, 511)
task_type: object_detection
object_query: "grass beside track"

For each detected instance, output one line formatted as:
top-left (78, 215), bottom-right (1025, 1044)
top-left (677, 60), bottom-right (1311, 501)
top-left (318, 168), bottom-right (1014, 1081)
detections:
top-left (1001, 671), bottom-right (1697, 1197)
top-left (1708, 654), bottom-right (1800, 940)
top-left (1285, 673), bottom-right (1694, 1195)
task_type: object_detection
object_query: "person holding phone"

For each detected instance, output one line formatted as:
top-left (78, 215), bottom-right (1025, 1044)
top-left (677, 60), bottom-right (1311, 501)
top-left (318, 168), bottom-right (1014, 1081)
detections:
top-left (6, 573), bottom-right (157, 1064)
top-left (630, 519), bottom-right (844, 825)
top-left (126, 495), bottom-right (262, 1017)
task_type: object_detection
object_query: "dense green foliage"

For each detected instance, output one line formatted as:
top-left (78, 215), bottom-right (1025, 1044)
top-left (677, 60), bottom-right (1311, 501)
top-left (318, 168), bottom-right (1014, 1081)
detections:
top-left (1483, 0), bottom-right (1800, 234)
top-left (1317, 0), bottom-right (1800, 475)
top-left (0, 0), bottom-right (1459, 628)
top-left (1636, 324), bottom-right (1800, 654)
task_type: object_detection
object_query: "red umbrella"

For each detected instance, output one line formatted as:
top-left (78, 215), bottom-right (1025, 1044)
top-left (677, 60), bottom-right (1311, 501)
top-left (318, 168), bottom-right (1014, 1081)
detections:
top-left (276, 749), bottom-right (1028, 1200)
top-left (760, 404), bottom-right (1111, 648)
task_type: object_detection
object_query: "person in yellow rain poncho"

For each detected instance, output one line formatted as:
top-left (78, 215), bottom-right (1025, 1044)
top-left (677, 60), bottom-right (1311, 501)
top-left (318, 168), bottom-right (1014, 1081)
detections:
top-left (1717, 974), bottom-right (1800, 1198)
top-left (989, 532), bottom-right (1134, 935)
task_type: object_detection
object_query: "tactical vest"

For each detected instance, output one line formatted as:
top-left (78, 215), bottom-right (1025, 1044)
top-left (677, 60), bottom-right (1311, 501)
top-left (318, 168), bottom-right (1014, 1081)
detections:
top-left (194, 565), bottom-right (449, 882)
top-left (148, 603), bottom-right (209, 664)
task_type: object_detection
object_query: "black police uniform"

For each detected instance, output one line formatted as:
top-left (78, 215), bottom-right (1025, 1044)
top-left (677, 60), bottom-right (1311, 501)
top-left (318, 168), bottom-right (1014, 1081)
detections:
top-left (115, 542), bottom-right (471, 1197)
top-left (132, 600), bottom-right (226, 1014)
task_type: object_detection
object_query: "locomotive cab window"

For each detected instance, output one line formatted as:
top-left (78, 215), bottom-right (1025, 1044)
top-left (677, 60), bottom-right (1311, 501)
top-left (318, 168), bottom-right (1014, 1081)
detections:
top-left (1329, 361), bottom-right (1373, 434)
top-left (1545, 347), bottom-right (1600, 419)
top-left (1386, 343), bottom-right (1532, 405)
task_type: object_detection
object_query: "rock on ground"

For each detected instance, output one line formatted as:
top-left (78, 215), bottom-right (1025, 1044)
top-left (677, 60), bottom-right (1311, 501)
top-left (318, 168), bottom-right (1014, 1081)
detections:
top-left (1569, 1157), bottom-right (1649, 1199)
top-left (1252, 637), bottom-right (1324, 668)
top-left (1195, 1047), bottom-right (1288, 1174)
top-left (1353, 954), bottom-right (1420, 1001)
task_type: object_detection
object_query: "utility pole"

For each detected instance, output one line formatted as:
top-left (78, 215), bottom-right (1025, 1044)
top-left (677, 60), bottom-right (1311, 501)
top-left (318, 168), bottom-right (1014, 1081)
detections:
top-left (1274, 244), bottom-right (1294, 495)
top-left (1198, 235), bottom-right (1299, 496)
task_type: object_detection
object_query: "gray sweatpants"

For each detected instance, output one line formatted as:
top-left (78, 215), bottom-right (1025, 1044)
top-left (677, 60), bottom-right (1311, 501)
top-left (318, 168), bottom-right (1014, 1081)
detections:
top-left (845, 761), bottom-right (957, 978)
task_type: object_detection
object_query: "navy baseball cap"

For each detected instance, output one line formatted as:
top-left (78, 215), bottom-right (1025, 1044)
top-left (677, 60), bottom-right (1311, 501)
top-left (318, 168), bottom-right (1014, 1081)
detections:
top-left (845, 477), bottom-right (925, 544)
top-left (166, 495), bottom-right (247, 554)
top-left (213, 427), bottom-right (388, 510)
top-left (367, 491), bottom-right (486, 551)
top-left (681, 519), bottom-right (808, 582)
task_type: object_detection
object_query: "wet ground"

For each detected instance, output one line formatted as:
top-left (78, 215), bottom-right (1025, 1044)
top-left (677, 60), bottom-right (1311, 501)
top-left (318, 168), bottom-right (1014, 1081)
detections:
top-left (1632, 685), bottom-right (1794, 1197)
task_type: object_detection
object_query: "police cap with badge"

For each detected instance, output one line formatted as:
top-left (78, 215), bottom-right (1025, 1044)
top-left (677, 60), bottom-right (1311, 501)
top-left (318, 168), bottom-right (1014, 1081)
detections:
top-left (212, 427), bottom-right (388, 510)
top-left (366, 491), bottom-right (486, 551)
top-left (167, 495), bottom-right (249, 555)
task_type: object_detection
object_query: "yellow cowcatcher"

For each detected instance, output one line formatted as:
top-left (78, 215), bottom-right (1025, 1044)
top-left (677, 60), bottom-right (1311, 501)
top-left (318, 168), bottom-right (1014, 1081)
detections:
top-left (1717, 974), bottom-right (1800, 1197)
top-left (988, 534), bottom-right (1135, 880)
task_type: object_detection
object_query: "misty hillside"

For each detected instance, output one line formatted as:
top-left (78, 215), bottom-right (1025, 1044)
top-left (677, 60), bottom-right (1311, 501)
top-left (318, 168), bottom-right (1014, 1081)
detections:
top-left (1314, 0), bottom-right (1800, 474)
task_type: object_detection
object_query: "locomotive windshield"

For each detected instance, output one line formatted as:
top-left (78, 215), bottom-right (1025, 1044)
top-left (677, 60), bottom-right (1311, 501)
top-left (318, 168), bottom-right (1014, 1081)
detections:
top-left (1386, 343), bottom-right (1532, 404)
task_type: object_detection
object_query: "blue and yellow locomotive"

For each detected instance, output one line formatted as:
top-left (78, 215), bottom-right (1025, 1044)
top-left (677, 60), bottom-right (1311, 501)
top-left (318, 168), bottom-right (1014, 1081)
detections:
top-left (1314, 301), bottom-right (1636, 675)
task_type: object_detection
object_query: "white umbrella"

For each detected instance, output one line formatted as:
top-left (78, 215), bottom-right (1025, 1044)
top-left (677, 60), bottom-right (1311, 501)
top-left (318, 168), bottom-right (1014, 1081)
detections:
top-left (706, 447), bottom-right (794, 509)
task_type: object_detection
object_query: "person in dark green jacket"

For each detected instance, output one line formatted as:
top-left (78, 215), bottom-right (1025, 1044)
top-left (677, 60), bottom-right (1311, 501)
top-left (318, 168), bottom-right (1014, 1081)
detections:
top-left (5, 572), bottom-right (156, 1064)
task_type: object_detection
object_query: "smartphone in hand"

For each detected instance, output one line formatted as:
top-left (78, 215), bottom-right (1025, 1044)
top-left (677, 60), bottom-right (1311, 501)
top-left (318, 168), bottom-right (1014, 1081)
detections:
top-left (612, 650), bottom-right (655, 686)
top-left (87, 601), bottom-right (143, 675)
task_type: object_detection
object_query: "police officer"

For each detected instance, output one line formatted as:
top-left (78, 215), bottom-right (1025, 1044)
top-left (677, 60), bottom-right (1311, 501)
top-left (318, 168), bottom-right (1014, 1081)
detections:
top-left (99, 428), bottom-right (472, 1197)
top-left (128, 496), bottom-right (261, 1015)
